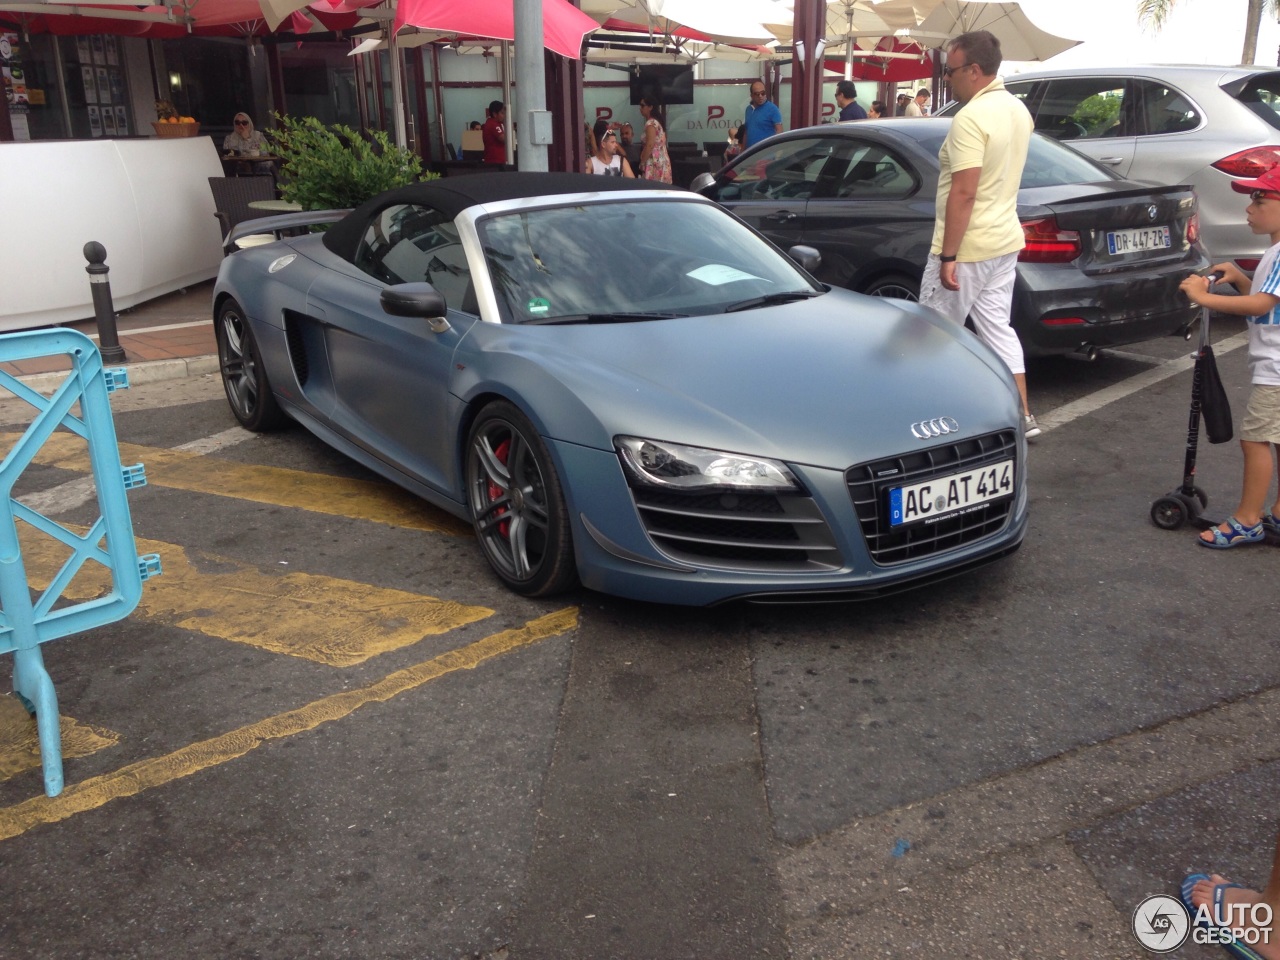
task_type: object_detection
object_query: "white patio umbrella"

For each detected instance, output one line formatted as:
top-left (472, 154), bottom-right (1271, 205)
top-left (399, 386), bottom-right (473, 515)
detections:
top-left (912, 0), bottom-right (1079, 62)
top-left (625, 0), bottom-right (790, 45)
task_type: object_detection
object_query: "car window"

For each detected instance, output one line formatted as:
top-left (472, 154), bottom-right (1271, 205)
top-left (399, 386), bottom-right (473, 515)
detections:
top-left (707, 137), bottom-right (851, 202)
top-left (477, 199), bottom-right (817, 323)
top-left (1020, 133), bottom-right (1117, 187)
top-left (1034, 78), bottom-right (1132, 141)
top-left (1132, 79), bottom-right (1201, 135)
top-left (1232, 71), bottom-right (1280, 132)
top-left (830, 141), bottom-right (917, 199)
top-left (354, 202), bottom-right (475, 312)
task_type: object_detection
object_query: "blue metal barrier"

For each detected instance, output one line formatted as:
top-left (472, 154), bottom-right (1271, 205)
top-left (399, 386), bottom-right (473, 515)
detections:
top-left (0, 329), bottom-right (161, 797)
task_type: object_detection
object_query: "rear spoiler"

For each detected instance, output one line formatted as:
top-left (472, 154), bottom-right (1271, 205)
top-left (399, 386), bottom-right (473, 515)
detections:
top-left (225, 209), bottom-right (350, 254)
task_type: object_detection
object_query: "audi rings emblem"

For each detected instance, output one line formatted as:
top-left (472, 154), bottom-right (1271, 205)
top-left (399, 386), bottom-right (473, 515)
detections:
top-left (910, 417), bottom-right (960, 440)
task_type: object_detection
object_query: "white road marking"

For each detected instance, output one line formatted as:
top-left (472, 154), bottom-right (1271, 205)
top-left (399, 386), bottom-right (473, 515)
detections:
top-left (80, 320), bottom-right (211, 341)
top-left (1038, 331), bottom-right (1250, 435)
top-left (17, 427), bottom-right (255, 516)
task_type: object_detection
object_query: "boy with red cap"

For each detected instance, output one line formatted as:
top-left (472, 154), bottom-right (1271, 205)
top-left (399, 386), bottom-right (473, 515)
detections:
top-left (1179, 165), bottom-right (1280, 547)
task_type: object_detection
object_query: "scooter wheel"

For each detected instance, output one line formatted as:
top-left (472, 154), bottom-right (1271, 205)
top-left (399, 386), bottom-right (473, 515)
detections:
top-left (1191, 487), bottom-right (1209, 509)
top-left (1151, 496), bottom-right (1188, 530)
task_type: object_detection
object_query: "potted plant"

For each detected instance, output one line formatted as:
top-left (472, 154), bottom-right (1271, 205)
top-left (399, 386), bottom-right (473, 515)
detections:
top-left (267, 114), bottom-right (433, 210)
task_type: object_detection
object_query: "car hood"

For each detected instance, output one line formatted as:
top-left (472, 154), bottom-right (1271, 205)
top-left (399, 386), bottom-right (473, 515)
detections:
top-left (466, 288), bottom-right (1018, 469)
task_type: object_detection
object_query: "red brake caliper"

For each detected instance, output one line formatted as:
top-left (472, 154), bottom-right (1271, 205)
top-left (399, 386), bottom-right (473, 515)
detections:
top-left (486, 438), bottom-right (511, 539)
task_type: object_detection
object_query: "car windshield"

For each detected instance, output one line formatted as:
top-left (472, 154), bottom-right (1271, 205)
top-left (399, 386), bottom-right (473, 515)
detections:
top-left (477, 199), bottom-right (819, 323)
top-left (913, 131), bottom-right (1115, 187)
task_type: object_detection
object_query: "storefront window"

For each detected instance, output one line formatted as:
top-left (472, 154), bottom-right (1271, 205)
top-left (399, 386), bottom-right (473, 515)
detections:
top-left (61, 35), bottom-right (132, 138)
top-left (278, 41), bottom-right (358, 127)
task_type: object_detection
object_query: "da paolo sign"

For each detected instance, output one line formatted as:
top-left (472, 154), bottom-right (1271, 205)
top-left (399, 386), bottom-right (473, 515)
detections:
top-left (1131, 894), bottom-right (1274, 953)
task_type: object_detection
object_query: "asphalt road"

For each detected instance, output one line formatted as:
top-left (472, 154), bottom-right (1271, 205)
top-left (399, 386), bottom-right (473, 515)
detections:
top-left (1, 318), bottom-right (1277, 960)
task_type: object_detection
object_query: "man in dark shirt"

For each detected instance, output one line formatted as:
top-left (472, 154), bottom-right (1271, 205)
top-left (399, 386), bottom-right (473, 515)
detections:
top-left (835, 80), bottom-right (867, 121)
top-left (482, 101), bottom-right (506, 165)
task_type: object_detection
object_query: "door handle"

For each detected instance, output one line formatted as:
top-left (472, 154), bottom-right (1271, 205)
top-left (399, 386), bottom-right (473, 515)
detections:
top-left (765, 211), bottom-right (799, 223)
top-left (1098, 157), bottom-right (1124, 165)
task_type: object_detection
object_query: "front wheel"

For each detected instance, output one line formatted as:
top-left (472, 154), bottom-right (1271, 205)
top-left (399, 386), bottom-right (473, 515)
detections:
top-left (1150, 496), bottom-right (1187, 530)
top-left (216, 298), bottom-right (287, 432)
top-left (864, 274), bottom-right (920, 301)
top-left (465, 401), bottom-right (577, 597)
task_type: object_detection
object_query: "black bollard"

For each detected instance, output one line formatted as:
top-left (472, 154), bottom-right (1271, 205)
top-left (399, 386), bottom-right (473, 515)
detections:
top-left (83, 241), bottom-right (126, 364)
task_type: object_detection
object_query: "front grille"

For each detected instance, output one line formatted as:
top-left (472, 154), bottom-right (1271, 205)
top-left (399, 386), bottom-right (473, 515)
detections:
top-left (631, 487), bottom-right (842, 571)
top-left (846, 430), bottom-right (1017, 565)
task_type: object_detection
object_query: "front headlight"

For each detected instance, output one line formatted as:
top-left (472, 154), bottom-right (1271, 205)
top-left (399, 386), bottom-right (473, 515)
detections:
top-left (616, 436), bottom-right (799, 491)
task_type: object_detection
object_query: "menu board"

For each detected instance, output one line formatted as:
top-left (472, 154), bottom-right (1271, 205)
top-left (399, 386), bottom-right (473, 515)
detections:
top-left (68, 35), bottom-right (129, 137)
top-left (2, 32), bottom-right (32, 140)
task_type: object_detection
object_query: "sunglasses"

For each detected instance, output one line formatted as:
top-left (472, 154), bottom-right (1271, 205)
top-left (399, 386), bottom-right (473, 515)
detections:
top-left (942, 62), bottom-right (972, 78)
top-left (1251, 189), bottom-right (1280, 202)
top-left (234, 120), bottom-right (250, 125)
top-left (750, 90), bottom-right (766, 98)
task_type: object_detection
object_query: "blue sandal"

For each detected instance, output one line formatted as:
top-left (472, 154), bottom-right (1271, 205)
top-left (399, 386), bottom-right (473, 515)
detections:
top-left (1264, 513), bottom-right (1280, 535)
top-left (1179, 873), bottom-right (1269, 959)
top-left (1199, 517), bottom-right (1265, 549)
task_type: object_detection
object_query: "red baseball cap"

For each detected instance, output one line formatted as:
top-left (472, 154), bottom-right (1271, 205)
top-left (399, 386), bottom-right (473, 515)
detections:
top-left (1230, 164), bottom-right (1280, 195)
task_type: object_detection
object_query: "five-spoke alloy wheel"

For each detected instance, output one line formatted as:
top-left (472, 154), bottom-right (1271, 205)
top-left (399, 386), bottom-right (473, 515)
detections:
top-left (465, 401), bottom-right (576, 597)
top-left (216, 298), bottom-right (286, 432)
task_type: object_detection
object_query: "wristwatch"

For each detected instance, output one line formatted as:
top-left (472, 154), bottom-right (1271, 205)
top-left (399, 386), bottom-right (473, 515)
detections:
top-left (939, 254), bottom-right (957, 263)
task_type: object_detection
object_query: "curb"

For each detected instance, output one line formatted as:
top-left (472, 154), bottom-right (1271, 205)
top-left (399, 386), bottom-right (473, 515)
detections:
top-left (16, 354), bottom-right (220, 393)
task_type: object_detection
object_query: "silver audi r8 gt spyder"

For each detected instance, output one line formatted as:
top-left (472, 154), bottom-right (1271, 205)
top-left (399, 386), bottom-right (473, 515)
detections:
top-left (212, 173), bottom-right (1028, 605)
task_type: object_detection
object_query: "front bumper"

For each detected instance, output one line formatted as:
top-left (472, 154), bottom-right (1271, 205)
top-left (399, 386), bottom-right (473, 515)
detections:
top-left (552, 435), bottom-right (1029, 607)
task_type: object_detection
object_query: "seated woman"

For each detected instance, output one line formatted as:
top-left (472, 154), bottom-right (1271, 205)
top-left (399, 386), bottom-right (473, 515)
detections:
top-left (223, 113), bottom-right (274, 175)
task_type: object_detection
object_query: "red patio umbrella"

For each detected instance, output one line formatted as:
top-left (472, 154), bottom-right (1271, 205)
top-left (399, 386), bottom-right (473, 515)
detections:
top-left (394, 0), bottom-right (599, 60)
top-left (825, 37), bottom-right (933, 83)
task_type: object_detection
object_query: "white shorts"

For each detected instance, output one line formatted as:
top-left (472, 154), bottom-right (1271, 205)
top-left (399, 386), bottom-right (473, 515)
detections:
top-left (918, 252), bottom-right (1025, 375)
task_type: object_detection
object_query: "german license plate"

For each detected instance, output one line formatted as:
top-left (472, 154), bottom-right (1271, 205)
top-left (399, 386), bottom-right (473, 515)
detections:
top-left (888, 459), bottom-right (1014, 527)
top-left (1106, 225), bottom-right (1171, 255)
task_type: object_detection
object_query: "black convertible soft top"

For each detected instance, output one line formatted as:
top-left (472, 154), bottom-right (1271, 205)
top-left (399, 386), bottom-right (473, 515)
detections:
top-left (323, 172), bottom-right (676, 263)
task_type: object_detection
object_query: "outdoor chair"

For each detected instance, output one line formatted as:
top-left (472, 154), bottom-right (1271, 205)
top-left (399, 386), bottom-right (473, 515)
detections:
top-left (208, 175), bottom-right (279, 243)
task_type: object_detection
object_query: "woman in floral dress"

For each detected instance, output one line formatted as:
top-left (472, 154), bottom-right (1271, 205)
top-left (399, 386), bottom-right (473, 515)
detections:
top-left (638, 99), bottom-right (672, 184)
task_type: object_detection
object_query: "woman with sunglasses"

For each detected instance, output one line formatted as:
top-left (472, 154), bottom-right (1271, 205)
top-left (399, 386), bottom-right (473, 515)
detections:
top-left (638, 99), bottom-right (672, 184)
top-left (223, 113), bottom-right (273, 174)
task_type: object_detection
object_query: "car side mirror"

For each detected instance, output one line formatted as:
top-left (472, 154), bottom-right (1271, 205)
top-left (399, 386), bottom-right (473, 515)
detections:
top-left (788, 245), bottom-right (821, 274)
top-left (689, 171), bottom-right (716, 194)
top-left (381, 282), bottom-right (451, 333)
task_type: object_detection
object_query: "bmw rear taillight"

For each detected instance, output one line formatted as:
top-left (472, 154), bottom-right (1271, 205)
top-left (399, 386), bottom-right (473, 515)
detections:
top-left (1019, 217), bottom-right (1081, 263)
top-left (1187, 213), bottom-right (1200, 245)
top-left (1211, 147), bottom-right (1280, 177)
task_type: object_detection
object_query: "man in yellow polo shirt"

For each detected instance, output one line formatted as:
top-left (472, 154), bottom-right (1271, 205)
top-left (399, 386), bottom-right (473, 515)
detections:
top-left (918, 30), bottom-right (1040, 439)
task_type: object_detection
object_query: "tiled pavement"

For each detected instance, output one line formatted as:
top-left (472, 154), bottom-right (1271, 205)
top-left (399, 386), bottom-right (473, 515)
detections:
top-left (0, 280), bottom-right (218, 388)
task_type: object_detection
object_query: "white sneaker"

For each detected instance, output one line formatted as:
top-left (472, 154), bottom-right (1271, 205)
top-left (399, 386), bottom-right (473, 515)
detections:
top-left (1023, 414), bottom-right (1042, 440)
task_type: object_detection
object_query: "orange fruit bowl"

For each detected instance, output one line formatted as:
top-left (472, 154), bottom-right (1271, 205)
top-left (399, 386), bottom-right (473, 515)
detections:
top-left (151, 121), bottom-right (201, 138)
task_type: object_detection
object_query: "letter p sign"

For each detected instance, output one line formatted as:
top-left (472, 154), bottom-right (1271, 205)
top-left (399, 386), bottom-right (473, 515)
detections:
top-left (707, 105), bottom-right (724, 123)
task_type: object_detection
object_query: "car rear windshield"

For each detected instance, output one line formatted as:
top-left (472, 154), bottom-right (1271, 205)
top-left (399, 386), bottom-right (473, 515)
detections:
top-left (1230, 71), bottom-right (1280, 132)
top-left (913, 131), bottom-right (1115, 187)
top-left (477, 199), bottom-right (818, 324)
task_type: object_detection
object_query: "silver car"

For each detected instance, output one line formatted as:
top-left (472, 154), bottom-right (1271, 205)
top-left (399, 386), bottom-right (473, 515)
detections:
top-left (938, 65), bottom-right (1280, 271)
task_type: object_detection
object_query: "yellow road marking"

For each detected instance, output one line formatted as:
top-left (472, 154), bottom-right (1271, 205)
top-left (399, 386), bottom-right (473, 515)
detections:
top-left (19, 528), bottom-right (495, 667)
top-left (0, 608), bottom-right (577, 843)
top-left (0, 697), bottom-right (119, 781)
top-left (5, 430), bottom-right (473, 537)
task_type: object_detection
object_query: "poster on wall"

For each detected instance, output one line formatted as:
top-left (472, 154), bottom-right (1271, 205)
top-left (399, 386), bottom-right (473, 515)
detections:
top-left (96, 66), bottom-right (110, 104)
top-left (82, 65), bottom-right (96, 103)
top-left (115, 105), bottom-right (129, 136)
top-left (102, 107), bottom-right (116, 135)
top-left (76, 36), bottom-right (92, 64)
top-left (105, 35), bottom-right (118, 67)
top-left (109, 71), bottom-right (124, 103)
top-left (90, 35), bottom-right (104, 65)
top-left (88, 105), bottom-right (102, 137)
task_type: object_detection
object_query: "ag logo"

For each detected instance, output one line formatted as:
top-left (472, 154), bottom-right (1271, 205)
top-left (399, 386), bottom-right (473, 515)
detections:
top-left (1132, 895), bottom-right (1190, 953)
